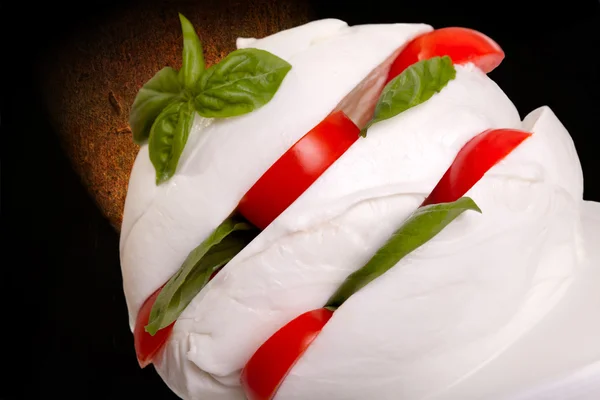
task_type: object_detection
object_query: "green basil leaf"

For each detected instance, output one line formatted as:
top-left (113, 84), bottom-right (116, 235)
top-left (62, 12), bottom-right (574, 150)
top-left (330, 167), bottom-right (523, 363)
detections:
top-left (178, 13), bottom-right (205, 90)
top-left (194, 48), bottom-right (292, 118)
top-left (129, 67), bottom-right (183, 143)
top-left (148, 100), bottom-right (195, 184)
top-left (146, 216), bottom-right (259, 335)
top-left (360, 56), bottom-right (456, 137)
top-left (325, 197), bottom-right (481, 310)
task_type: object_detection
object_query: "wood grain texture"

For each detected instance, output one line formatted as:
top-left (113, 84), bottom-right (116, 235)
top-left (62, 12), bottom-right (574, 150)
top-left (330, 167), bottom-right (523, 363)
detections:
top-left (40, 0), bottom-right (312, 230)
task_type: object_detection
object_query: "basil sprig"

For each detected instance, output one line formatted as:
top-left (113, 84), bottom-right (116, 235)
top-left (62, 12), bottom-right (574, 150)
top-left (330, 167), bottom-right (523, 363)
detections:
top-left (129, 13), bottom-right (292, 184)
top-left (360, 56), bottom-right (456, 137)
top-left (325, 197), bottom-right (481, 310)
top-left (146, 216), bottom-right (259, 335)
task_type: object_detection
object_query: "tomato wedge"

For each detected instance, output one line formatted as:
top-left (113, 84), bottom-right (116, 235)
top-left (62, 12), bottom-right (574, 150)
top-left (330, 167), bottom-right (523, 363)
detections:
top-left (422, 128), bottom-right (531, 206)
top-left (387, 27), bottom-right (505, 83)
top-left (133, 286), bottom-right (175, 368)
top-left (238, 111), bottom-right (360, 230)
top-left (241, 308), bottom-right (334, 400)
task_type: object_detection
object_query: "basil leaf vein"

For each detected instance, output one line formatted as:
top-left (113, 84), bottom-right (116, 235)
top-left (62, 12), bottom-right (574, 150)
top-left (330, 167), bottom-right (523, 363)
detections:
top-left (129, 67), bottom-right (182, 144)
top-left (325, 197), bottom-right (481, 309)
top-left (145, 217), bottom-right (259, 335)
top-left (178, 13), bottom-right (205, 90)
top-left (194, 48), bottom-right (292, 118)
top-left (148, 100), bottom-right (195, 184)
top-left (360, 56), bottom-right (456, 137)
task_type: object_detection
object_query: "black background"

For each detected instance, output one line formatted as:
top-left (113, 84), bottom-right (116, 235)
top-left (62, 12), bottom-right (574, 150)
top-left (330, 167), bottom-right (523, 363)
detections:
top-left (2, 0), bottom-right (599, 399)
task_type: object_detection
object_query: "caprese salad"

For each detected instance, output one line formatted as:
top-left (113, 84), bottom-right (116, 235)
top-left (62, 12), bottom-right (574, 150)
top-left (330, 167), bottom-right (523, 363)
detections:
top-left (120, 14), bottom-right (600, 400)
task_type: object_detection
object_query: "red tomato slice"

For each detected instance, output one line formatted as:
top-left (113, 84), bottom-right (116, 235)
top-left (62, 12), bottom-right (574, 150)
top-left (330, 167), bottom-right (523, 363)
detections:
top-left (237, 111), bottom-right (360, 230)
top-left (387, 27), bottom-right (505, 83)
top-left (422, 128), bottom-right (531, 206)
top-left (133, 285), bottom-right (175, 368)
top-left (133, 265), bottom-right (228, 367)
top-left (241, 308), bottom-right (334, 400)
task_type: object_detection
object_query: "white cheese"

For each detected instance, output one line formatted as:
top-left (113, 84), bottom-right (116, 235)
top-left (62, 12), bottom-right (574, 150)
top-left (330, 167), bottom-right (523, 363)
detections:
top-left (119, 18), bottom-right (599, 400)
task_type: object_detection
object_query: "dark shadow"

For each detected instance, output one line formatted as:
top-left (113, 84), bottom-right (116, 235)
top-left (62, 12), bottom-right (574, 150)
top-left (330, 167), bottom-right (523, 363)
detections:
top-left (3, 0), bottom-right (177, 398)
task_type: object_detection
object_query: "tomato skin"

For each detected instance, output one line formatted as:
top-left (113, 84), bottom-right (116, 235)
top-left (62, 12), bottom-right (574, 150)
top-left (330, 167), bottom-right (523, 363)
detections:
top-left (387, 27), bottom-right (505, 83)
top-left (422, 128), bottom-right (531, 206)
top-left (133, 285), bottom-right (175, 368)
top-left (237, 111), bottom-right (360, 230)
top-left (241, 308), bottom-right (334, 400)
